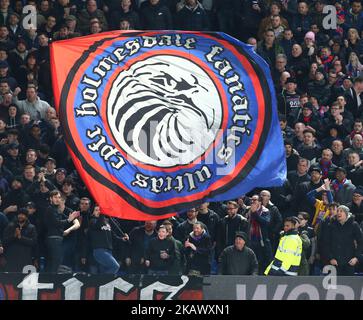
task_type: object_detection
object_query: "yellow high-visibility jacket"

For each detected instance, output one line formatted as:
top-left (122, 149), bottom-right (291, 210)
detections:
top-left (264, 230), bottom-right (302, 276)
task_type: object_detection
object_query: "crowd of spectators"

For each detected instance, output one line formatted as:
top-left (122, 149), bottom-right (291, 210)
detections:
top-left (0, 0), bottom-right (362, 276)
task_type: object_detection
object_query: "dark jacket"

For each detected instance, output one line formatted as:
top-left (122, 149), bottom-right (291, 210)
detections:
top-left (146, 237), bottom-right (175, 271)
top-left (44, 204), bottom-right (71, 238)
top-left (140, 1), bottom-right (173, 30)
top-left (89, 215), bottom-right (113, 251)
top-left (216, 214), bottom-right (249, 257)
top-left (328, 215), bottom-right (363, 266)
top-left (219, 245), bottom-right (258, 275)
top-left (127, 226), bottom-right (157, 264)
top-left (184, 230), bottom-right (211, 275)
top-left (3, 219), bottom-right (37, 272)
top-left (175, 3), bottom-right (210, 31)
top-left (196, 209), bottom-right (220, 243)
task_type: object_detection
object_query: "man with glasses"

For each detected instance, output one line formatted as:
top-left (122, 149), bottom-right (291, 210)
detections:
top-left (216, 201), bottom-right (249, 259)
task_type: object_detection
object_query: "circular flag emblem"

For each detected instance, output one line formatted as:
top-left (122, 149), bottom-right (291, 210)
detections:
top-left (53, 31), bottom-right (284, 220)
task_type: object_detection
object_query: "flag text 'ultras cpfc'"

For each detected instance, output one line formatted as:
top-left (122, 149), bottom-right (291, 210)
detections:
top-left (50, 31), bottom-right (286, 221)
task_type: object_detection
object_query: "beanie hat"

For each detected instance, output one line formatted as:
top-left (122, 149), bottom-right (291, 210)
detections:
top-left (338, 205), bottom-right (349, 215)
top-left (305, 31), bottom-right (315, 41)
top-left (235, 231), bottom-right (248, 242)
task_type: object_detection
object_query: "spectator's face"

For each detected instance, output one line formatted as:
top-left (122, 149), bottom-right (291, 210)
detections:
top-left (186, 208), bottom-right (197, 220)
top-left (335, 170), bottom-right (345, 181)
top-left (303, 132), bottom-right (314, 145)
top-left (302, 107), bottom-right (312, 117)
top-left (150, 0), bottom-right (159, 5)
top-left (120, 20), bottom-right (130, 30)
top-left (186, 0), bottom-right (197, 6)
top-left (272, 16), bottom-right (281, 28)
top-left (158, 228), bottom-right (167, 240)
top-left (40, 0), bottom-right (49, 11)
top-left (270, 4), bottom-right (280, 15)
top-left (62, 183), bottom-right (73, 195)
top-left (330, 105), bottom-right (340, 116)
top-left (298, 2), bottom-right (308, 14)
top-left (348, 152), bottom-right (360, 165)
top-left (276, 58), bottom-right (286, 69)
top-left (46, 16), bottom-right (56, 28)
top-left (165, 224), bottom-right (173, 237)
top-left (285, 144), bottom-right (292, 156)
top-left (38, 35), bottom-right (49, 46)
top-left (292, 45), bottom-right (302, 57)
top-left (355, 81), bottom-right (363, 92)
top-left (8, 147), bottom-right (19, 157)
top-left (144, 220), bottom-right (156, 232)
top-left (315, 72), bottom-right (324, 81)
top-left (56, 172), bottom-right (66, 182)
top-left (26, 88), bottom-right (37, 101)
top-left (17, 42), bottom-right (26, 52)
top-left (329, 128), bottom-right (338, 138)
top-left (279, 120), bottom-right (286, 129)
top-left (297, 215), bottom-right (307, 227)
top-left (353, 193), bottom-right (363, 204)
top-left (333, 60), bottom-right (342, 72)
top-left (87, 0), bottom-right (97, 13)
top-left (331, 140), bottom-right (343, 154)
top-left (121, 0), bottom-right (131, 10)
top-left (11, 180), bottom-right (22, 189)
top-left (321, 149), bottom-right (333, 161)
top-left (8, 106), bottom-right (16, 116)
top-left (90, 22), bottom-right (101, 34)
top-left (59, 27), bottom-right (69, 38)
top-left (300, 97), bottom-right (308, 106)
top-left (0, 27), bottom-right (8, 38)
top-left (337, 96), bottom-right (346, 107)
top-left (294, 123), bottom-right (305, 136)
top-left (0, 82), bottom-right (9, 94)
top-left (336, 208), bottom-right (347, 223)
top-left (286, 82), bottom-right (296, 92)
top-left (234, 237), bottom-right (245, 250)
top-left (0, 0), bottom-right (9, 10)
top-left (226, 204), bottom-right (238, 217)
top-left (315, 2), bottom-right (324, 12)
top-left (20, 114), bottom-right (31, 125)
top-left (0, 49), bottom-right (7, 60)
top-left (283, 221), bottom-right (295, 232)
top-left (297, 160), bottom-right (308, 174)
top-left (0, 67), bottom-right (7, 77)
top-left (260, 191), bottom-right (270, 203)
top-left (24, 168), bottom-right (35, 180)
top-left (193, 224), bottom-right (203, 237)
top-left (283, 30), bottom-right (293, 40)
top-left (198, 202), bottom-right (209, 212)
top-left (310, 171), bottom-right (321, 183)
top-left (46, 108), bottom-right (57, 120)
top-left (353, 122), bottom-right (363, 132)
top-left (352, 1), bottom-right (362, 13)
top-left (17, 213), bottom-right (27, 223)
top-left (45, 160), bottom-right (56, 171)
top-left (92, 205), bottom-right (100, 217)
top-left (352, 135), bottom-right (363, 148)
top-left (80, 199), bottom-right (90, 211)
top-left (30, 126), bottom-right (41, 138)
top-left (264, 31), bottom-right (275, 44)
top-left (9, 15), bottom-right (19, 25)
top-left (26, 151), bottom-right (37, 163)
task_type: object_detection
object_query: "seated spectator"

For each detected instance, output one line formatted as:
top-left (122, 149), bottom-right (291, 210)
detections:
top-left (331, 139), bottom-right (346, 167)
top-left (328, 205), bottom-right (363, 275)
top-left (145, 224), bottom-right (175, 276)
top-left (184, 222), bottom-right (211, 275)
top-left (2, 207), bottom-right (37, 272)
top-left (218, 231), bottom-right (258, 275)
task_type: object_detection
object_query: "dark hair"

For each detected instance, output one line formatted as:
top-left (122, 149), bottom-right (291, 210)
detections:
top-left (227, 200), bottom-right (238, 208)
top-left (298, 212), bottom-right (310, 220)
top-left (49, 190), bottom-right (61, 197)
top-left (284, 217), bottom-right (298, 225)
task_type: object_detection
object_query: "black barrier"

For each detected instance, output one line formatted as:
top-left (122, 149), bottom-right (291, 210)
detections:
top-left (0, 273), bottom-right (362, 300)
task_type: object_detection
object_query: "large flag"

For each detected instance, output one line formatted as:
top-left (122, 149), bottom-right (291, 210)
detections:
top-left (50, 31), bottom-right (286, 221)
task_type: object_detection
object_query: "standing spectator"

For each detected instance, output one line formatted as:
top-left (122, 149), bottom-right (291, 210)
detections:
top-left (175, 207), bottom-right (198, 242)
top-left (256, 29), bottom-right (285, 68)
top-left (260, 190), bottom-right (282, 252)
top-left (13, 85), bottom-right (50, 121)
top-left (163, 220), bottom-right (184, 275)
top-left (44, 190), bottom-right (79, 273)
top-left (145, 224), bottom-right (175, 276)
top-left (296, 128), bottom-right (321, 162)
top-left (297, 211), bottom-right (316, 274)
top-left (331, 139), bottom-right (346, 167)
top-left (246, 194), bottom-right (272, 274)
top-left (78, 0), bottom-right (108, 35)
top-left (125, 220), bottom-right (157, 274)
top-left (291, 1), bottom-right (312, 43)
top-left (109, 0), bottom-right (140, 30)
top-left (328, 205), bottom-right (363, 275)
top-left (216, 200), bottom-right (249, 258)
top-left (287, 157), bottom-right (311, 195)
top-left (265, 216), bottom-right (302, 276)
top-left (307, 178), bottom-right (334, 232)
top-left (140, 0), bottom-right (173, 30)
top-left (184, 222), bottom-right (211, 275)
top-left (277, 77), bottom-right (301, 122)
top-left (218, 231), bottom-right (258, 275)
top-left (296, 216), bottom-right (311, 276)
top-left (344, 75), bottom-right (363, 118)
top-left (2, 208), bottom-right (37, 272)
top-left (346, 52), bottom-right (363, 77)
top-left (89, 204), bottom-right (120, 274)
top-left (346, 151), bottom-right (363, 186)
top-left (348, 187), bottom-right (363, 225)
top-left (175, 0), bottom-right (210, 31)
top-left (313, 148), bottom-right (337, 180)
top-left (331, 167), bottom-right (356, 205)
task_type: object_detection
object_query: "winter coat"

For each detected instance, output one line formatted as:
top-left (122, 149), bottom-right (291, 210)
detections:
top-left (3, 219), bottom-right (37, 272)
top-left (146, 237), bottom-right (175, 271)
top-left (219, 245), bottom-right (258, 275)
top-left (184, 230), bottom-right (211, 275)
top-left (328, 215), bottom-right (363, 266)
top-left (140, 2), bottom-right (173, 30)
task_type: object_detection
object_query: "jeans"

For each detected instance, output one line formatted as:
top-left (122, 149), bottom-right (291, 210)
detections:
top-left (93, 248), bottom-right (120, 274)
top-left (46, 236), bottom-right (63, 273)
